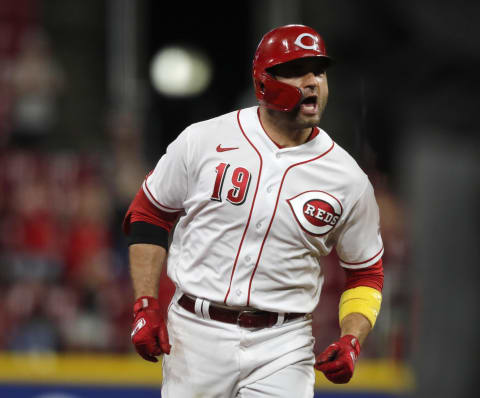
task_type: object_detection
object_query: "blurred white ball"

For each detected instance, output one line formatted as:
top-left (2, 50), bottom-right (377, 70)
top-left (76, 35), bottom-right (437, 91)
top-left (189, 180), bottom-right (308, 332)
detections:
top-left (150, 46), bottom-right (212, 97)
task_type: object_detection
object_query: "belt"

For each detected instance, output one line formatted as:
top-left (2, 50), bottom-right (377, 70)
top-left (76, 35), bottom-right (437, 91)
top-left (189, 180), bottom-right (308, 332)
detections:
top-left (177, 294), bottom-right (306, 329)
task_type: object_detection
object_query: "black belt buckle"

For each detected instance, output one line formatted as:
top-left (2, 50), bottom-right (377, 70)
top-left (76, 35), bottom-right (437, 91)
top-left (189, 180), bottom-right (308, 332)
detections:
top-left (237, 310), bottom-right (276, 329)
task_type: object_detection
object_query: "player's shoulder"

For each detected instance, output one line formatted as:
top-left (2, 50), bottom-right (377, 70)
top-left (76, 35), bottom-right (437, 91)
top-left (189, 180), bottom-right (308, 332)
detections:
top-left (168, 108), bottom-right (247, 162)
top-left (186, 108), bottom-right (241, 139)
top-left (324, 132), bottom-right (369, 190)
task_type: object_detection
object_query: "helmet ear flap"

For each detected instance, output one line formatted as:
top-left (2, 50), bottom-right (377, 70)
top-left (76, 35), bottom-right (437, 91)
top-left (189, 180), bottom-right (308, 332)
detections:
top-left (259, 82), bottom-right (265, 94)
top-left (259, 73), bottom-right (302, 112)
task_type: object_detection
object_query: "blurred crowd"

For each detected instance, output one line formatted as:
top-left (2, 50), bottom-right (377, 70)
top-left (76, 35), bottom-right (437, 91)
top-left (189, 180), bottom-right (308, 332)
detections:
top-left (0, 4), bottom-right (144, 353)
top-left (0, 2), bottom-right (410, 360)
top-left (0, 150), bottom-right (134, 352)
top-left (0, 22), bottom-right (170, 353)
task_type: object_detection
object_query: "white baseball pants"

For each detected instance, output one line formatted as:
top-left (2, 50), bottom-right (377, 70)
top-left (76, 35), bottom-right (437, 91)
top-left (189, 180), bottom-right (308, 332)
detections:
top-left (161, 292), bottom-right (315, 398)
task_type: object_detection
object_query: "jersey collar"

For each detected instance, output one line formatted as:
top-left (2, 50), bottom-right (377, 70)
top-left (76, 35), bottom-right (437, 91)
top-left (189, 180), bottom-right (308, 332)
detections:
top-left (238, 106), bottom-right (333, 158)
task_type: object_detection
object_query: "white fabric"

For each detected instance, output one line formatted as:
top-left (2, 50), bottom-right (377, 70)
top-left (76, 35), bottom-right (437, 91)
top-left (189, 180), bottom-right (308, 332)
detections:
top-left (145, 106), bottom-right (383, 313)
top-left (161, 295), bottom-right (315, 398)
top-left (335, 182), bottom-right (384, 268)
top-left (274, 313), bottom-right (285, 327)
top-left (202, 299), bottom-right (211, 320)
top-left (194, 297), bottom-right (203, 318)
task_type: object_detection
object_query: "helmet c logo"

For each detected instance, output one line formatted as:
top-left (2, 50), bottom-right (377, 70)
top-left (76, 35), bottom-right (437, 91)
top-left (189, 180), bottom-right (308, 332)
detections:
top-left (294, 33), bottom-right (319, 50)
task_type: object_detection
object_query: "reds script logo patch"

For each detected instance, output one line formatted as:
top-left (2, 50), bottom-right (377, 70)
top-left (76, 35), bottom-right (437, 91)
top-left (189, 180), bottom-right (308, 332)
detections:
top-left (287, 191), bottom-right (343, 236)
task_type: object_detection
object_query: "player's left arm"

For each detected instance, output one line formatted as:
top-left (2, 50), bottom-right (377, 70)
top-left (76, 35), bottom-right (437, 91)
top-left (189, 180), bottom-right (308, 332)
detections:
top-left (315, 258), bottom-right (384, 383)
top-left (340, 312), bottom-right (371, 345)
top-left (316, 179), bottom-right (384, 383)
top-left (339, 257), bottom-right (384, 342)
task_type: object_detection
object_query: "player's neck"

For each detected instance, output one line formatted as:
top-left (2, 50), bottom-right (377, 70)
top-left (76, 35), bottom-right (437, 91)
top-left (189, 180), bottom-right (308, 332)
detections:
top-left (259, 106), bottom-right (313, 148)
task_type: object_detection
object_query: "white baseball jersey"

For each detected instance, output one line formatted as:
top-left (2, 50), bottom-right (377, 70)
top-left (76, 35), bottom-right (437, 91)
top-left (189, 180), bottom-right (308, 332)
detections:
top-left (143, 106), bottom-right (383, 314)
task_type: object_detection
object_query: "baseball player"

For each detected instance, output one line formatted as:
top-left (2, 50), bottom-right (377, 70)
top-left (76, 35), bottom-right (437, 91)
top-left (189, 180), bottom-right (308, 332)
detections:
top-left (124, 24), bottom-right (384, 397)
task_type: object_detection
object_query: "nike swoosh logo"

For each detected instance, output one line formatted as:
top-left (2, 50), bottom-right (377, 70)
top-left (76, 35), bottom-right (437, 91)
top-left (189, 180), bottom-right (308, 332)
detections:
top-left (216, 144), bottom-right (239, 152)
top-left (131, 318), bottom-right (146, 338)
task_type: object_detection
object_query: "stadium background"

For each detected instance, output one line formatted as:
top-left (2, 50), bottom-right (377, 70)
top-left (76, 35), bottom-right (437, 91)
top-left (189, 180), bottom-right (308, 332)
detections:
top-left (0, 1), bottom-right (478, 397)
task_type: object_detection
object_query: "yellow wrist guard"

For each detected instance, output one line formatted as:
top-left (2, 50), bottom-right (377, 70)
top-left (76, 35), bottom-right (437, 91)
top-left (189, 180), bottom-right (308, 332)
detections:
top-left (339, 286), bottom-right (382, 328)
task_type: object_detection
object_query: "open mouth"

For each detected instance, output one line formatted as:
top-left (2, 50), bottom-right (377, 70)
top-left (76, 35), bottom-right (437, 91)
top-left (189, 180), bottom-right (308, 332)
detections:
top-left (300, 95), bottom-right (318, 114)
top-left (301, 95), bottom-right (317, 105)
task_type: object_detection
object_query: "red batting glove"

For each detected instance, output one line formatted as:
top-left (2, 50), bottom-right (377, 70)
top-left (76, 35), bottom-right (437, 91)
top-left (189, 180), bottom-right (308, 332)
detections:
top-left (131, 296), bottom-right (171, 362)
top-left (314, 334), bottom-right (360, 384)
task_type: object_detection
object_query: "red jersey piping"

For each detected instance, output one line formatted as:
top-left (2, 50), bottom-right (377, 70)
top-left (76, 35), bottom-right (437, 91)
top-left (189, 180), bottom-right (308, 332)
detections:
top-left (223, 109), bottom-right (264, 304)
top-left (143, 179), bottom-right (183, 212)
top-left (257, 107), bottom-right (320, 149)
top-left (246, 140), bottom-right (336, 305)
top-left (339, 245), bottom-right (384, 266)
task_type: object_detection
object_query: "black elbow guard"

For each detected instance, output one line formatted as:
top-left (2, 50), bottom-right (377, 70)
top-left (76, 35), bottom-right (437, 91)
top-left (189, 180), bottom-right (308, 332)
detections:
top-left (127, 221), bottom-right (169, 250)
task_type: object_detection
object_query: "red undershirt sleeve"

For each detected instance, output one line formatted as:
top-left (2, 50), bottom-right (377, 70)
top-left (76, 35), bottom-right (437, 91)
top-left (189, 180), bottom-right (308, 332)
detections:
top-left (343, 258), bottom-right (384, 292)
top-left (123, 186), bottom-right (181, 249)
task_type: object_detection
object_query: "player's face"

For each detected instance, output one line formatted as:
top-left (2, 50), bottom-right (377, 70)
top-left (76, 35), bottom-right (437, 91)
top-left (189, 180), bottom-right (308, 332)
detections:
top-left (270, 57), bottom-right (329, 128)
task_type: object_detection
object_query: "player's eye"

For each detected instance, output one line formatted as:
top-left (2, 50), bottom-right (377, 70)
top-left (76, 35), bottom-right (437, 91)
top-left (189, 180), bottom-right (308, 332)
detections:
top-left (312, 66), bottom-right (326, 76)
top-left (268, 59), bottom-right (327, 79)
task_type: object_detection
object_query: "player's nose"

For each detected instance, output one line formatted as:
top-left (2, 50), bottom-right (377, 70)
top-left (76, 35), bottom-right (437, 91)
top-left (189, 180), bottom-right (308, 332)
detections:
top-left (302, 72), bottom-right (318, 90)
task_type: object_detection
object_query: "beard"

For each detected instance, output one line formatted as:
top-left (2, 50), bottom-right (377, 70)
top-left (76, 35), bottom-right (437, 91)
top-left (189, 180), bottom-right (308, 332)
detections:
top-left (294, 107), bottom-right (324, 128)
top-left (281, 95), bottom-right (328, 130)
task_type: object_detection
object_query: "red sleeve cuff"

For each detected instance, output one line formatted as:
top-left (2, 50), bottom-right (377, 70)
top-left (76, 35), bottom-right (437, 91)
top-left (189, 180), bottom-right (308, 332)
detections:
top-left (123, 187), bottom-right (181, 235)
top-left (344, 258), bottom-right (384, 292)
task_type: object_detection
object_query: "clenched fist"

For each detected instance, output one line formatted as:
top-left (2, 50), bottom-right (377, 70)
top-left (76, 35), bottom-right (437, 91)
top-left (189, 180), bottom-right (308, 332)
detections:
top-left (314, 334), bottom-right (360, 384)
top-left (131, 296), bottom-right (171, 362)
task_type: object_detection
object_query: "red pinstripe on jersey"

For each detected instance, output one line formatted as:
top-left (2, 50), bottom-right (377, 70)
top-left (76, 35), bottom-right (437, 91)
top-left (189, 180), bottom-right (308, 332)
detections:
top-left (223, 110), bottom-right (264, 304)
top-left (246, 140), bottom-right (336, 306)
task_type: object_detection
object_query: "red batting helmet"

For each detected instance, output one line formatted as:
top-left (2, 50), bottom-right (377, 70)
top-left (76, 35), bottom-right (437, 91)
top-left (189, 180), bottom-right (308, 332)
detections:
top-left (253, 24), bottom-right (332, 112)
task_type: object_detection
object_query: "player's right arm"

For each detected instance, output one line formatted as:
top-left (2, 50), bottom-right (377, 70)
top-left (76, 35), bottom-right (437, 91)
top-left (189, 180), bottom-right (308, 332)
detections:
top-left (123, 128), bottom-right (190, 362)
top-left (129, 243), bottom-right (167, 299)
top-left (125, 198), bottom-right (177, 362)
top-left (128, 242), bottom-right (170, 362)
